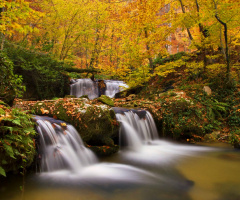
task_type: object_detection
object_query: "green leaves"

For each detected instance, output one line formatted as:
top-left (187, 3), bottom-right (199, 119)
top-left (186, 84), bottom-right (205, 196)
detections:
top-left (3, 143), bottom-right (15, 159)
top-left (0, 166), bottom-right (6, 177)
top-left (0, 52), bottom-right (25, 105)
top-left (0, 102), bottom-right (37, 176)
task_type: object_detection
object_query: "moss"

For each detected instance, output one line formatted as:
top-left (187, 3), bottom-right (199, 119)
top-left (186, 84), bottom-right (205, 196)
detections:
top-left (97, 95), bottom-right (114, 106)
top-left (64, 95), bottom-right (76, 98)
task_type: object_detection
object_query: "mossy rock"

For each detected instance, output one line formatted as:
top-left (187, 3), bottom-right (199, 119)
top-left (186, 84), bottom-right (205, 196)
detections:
top-left (80, 95), bottom-right (89, 99)
top-left (25, 99), bottom-right (120, 156)
top-left (64, 95), bottom-right (76, 98)
top-left (203, 131), bottom-right (220, 142)
top-left (97, 95), bottom-right (114, 106)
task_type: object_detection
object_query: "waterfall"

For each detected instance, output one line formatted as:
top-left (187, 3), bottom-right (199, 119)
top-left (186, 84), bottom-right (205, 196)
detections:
top-left (113, 107), bottom-right (213, 165)
top-left (70, 79), bottom-right (128, 99)
top-left (35, 116), bottom-right (97, 172)
top-left (114, 108), bottom-right (159, 150)
top-left (70, 78), bottom-right (99, 100)
top-left (104, 80), bottom-right (128, 98)
top-left (34, 115), bottom-right (160, 185)
top-left (114, 107), bottom-right (159, 148)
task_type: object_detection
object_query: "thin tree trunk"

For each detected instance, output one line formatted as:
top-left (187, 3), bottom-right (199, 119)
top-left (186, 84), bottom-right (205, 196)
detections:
top-left (178, 0), bottom-right (193, 41)
top-left (144, 29), bottom-right (154, 69)
top-left (1, 33), bottom-right (5, 51)
top-left (213, 0), bottom-right (230, 81)
top-left (195, 0), bottom-right (208, 73)
top-left (0, 7), bottom-right (5, 50)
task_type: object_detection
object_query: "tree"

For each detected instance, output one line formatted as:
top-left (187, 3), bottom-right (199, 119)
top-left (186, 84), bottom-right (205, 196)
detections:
top-left (0, 0), bottom-right (40, 49)
top-left (176, 0), bottom-right (240, 80)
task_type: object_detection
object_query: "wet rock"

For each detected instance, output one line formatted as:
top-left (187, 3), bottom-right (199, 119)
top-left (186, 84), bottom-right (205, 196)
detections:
top-left (17, 99), bottom-right (120, 156)
top-left (203, 131), bottom-right (220, 142)
top-left (203, 86), bottom-right (212, 95)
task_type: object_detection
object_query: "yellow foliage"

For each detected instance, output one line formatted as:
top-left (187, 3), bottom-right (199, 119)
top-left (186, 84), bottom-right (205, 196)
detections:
top-left (154, 59), bottom-right (186, 77)
top-left (0, 0), bottom-right (40, 37)
top-left (185, 61), bottom-right (204, 73)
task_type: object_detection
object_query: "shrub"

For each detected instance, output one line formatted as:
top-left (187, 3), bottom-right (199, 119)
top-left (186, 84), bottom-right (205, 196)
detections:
top-left (0, 52), bottom-right (25, 105)
top-left (0, 101), bottom-right (37, 177)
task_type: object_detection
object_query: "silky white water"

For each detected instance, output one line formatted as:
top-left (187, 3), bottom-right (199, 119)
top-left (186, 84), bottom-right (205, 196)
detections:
top-left (104, 80), bottom-right (128, 98)
top-left (1, 114), bottom-right (240, 200)
top-left (70, 79), bottom-right (128, 99)
top-left (114, 108), bottom-right (214, 165)
top-left (35, 116), bottom-right (162, 185)
top-left (70, 78), bottom-right (98, 99)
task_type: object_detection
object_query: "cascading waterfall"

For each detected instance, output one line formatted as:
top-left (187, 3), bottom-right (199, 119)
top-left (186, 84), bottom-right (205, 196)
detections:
top-left (104, 80), bottom-right (128, 98)
top-left (113, 107), bottom-right (213, 165)
top-left (114, 108), bottom-right (159, 150)
top-left (70, 79), bottom-right (128, 99)
top-left (35, 116), bottom-right (97, 172)
top-left (70, 79), bottom-right (99, 99)
top-left (34, 115), bottom-right (161, 185)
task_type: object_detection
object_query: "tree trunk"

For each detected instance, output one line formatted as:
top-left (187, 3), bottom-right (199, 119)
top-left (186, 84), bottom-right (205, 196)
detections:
top-left (195, 0), bottom-right (208, 73)
top-left (144, 29), bottom-right (154, 69)
top-left (215, 15), bottom-right (230, 81)
top-left (0, 7), bottom-right (5, 50)
top-left (178, 0), bottom-right (193, 41)
top-left (213, 0), bottom-right (230, 82)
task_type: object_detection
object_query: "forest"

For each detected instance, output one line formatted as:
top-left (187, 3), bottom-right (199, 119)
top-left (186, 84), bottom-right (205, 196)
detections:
top-left (0, 0), bottom-right (240, 179)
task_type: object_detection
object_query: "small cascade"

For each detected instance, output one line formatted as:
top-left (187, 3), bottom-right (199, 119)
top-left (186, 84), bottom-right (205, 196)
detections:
top-left (35, 116), bottom-right (97, 172)
top-left (70, 78), bottom-right (98, 99)
top-left (104, 80), bottom-right (128, 98)
top-left (114, 108), bottom-right (158, 150)
top-left (113, 107), bottom-right (213, 165)
top-left (114, 108), bottom-right (158, 148)
top-left (70, 79), bottom-right (128, 99)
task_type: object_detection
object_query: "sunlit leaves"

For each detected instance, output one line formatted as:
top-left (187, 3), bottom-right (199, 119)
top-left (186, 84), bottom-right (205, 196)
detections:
top-left (0, 0), bottom-right (41, 37)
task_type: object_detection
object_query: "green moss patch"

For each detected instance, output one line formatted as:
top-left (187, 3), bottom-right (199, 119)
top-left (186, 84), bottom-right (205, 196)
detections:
top-left (97, 95), bottom-right (114, 106)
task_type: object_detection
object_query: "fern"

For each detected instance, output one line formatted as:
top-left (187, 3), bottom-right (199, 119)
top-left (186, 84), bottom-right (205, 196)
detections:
top-left (3, 143), bottom-right (15, 159)
top-left (0, 101), bottom-right (37, 176)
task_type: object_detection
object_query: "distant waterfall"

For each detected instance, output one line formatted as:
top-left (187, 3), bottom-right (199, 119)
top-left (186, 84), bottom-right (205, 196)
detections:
top-left (70, 79), bottom-right (99, 100)
top-left (104, 80), bottom-right (128, 98)
top-left (35, 116), bottom-right (97, 172)
top-left (70, 79), bottom-right (128, 99)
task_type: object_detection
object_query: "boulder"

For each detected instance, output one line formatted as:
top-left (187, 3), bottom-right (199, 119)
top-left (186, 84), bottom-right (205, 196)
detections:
top-left (203, 86), bottom-right (212, 96)
top-left (97, 95), bottom-right (114, 106)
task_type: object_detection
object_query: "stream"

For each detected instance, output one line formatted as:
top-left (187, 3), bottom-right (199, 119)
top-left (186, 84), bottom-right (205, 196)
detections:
top-left (1, 145), bottom-right (240, 200)
top-left (1, 110), bottom-right (240, 200)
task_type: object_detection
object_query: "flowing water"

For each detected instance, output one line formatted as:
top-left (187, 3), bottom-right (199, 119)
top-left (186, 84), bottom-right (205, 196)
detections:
top-left (70, 79), bottom-right (99, 99)
top-left (70, 79), bottom-right (128, 99)
top-left (1, 113), bottom-right (240, 200)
